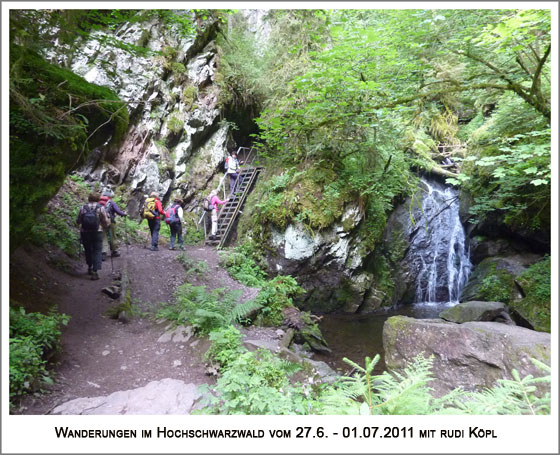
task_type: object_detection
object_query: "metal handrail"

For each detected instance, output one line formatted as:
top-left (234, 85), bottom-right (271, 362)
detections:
top-left (196, 146), bottom-right (258, 227)
top-left (217, 166), bottom-right (262, 249)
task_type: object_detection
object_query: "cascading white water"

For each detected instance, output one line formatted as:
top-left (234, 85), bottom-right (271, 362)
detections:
top-left (409, 179), bottom-right (471, 304)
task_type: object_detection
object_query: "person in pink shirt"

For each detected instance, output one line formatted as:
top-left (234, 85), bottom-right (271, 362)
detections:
top-left (208, 190), bottom-right (228, 240)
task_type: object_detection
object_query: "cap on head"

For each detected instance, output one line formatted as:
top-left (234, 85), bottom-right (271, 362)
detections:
top-left (150, 191), bottom-right (159, 198)
top-left (174, 197), bottom-right (183, 203)
top-left (103, 189), bottom-right (113, 197)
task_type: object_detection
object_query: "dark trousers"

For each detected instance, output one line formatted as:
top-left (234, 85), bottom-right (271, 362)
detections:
top-left (148, 218), bottom-right (161, 247)
top-left (81, 231), bottom-right (103, 271)
top-left (169, 222), bottom-right (183, 248)
top-left (229, 172), bottom-right (239, 195)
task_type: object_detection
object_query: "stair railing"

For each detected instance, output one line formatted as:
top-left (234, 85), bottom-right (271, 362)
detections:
top-left (196, 145), bottom-right (260, 232)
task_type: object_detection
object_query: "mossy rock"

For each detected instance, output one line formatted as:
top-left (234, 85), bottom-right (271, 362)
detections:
top-left (508, 256), bottom-right (551, 332)
top-left (10, 46), bottom-right (128, 250)
top-left (460, 258), bottom-right (518, 303)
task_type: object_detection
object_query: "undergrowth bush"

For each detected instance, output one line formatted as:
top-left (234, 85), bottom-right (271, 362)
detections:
top-left (204, 326), bottom-right (245, 369)
top-left (9, 306), bottom-right (69, 402)
top-left (156, 284), bottom-right (260, 335)
top-left (219, 241), bottom-right (268, 287)
top-left (197, 349), bottom-right (308, 415)
top-left (156, 284), bottom-right (242, 335)
top-left (253, 275), bottom-right (304, 326)
top-left (197, 351), bottom-right (550, 415)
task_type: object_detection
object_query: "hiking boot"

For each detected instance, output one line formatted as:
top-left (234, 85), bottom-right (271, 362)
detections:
top-left (179, 245), bottom-right (185, 251)
top-left (168, 246), bottom-right (175, 250)
top-left (87, 266), bottom-right (93, 275)
top-left (111, 251), bottom-right (120, 257)
top-left (91, 271), bottom-right (100, 281)
top-left (150, 246), bottom-right (159, 251)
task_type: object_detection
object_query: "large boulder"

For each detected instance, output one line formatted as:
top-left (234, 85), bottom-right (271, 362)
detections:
top-left (51, 379), bottom-right (201, 415)
top-left (439, 301), bottom-right (513, 324)
top-left (383, 316), bottom-right (550, 397)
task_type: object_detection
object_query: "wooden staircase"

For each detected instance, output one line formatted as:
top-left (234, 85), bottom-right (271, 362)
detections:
top-left (201, 146), bottom-right (263, 249)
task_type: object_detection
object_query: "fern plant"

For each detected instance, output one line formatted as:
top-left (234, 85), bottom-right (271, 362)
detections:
top-left (156, 284), bottom-right (242, 335)
top-left (449, 359), bottom-right (551, 415)
top-left (313, 355), bottom-right (551, 415)
top-left (196, 349), bottom-right (309, 415)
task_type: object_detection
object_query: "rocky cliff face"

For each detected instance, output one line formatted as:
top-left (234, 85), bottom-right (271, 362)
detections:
top-left (48, 14), bottom-right (231, 216)
top-left (265, 204), bottom-right (375, 314)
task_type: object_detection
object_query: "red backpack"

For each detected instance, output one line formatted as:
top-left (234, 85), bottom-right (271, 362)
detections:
top-left (164, 205), bottom-right (180, 224)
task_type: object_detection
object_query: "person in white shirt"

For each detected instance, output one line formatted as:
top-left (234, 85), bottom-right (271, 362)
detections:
top-left (226, 152), bottom-right (242, 197)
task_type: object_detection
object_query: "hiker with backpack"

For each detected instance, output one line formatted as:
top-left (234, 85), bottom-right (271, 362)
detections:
top-left (225, 152), bottom-right (242, 197)
top-left (207, 189), bottom-right (229, 240)
top-left (76, 192), bottom-right (111, 280)
top-left (99, 189), bottom-right (127, 258)
top-left (165, 197), bottom-right (185, 250)
top-left (143, 191), bottom-right (165, 251)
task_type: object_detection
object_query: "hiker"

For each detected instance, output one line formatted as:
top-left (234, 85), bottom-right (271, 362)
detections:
top-left (76, 192), bottom-right (111, 280)
top-left (143, 191), bottom-right (165, 251)
top-left (208, 190), bottom-right (228, 240)
top-left (166, 197), bottom-right (185, 250)
top-left (225, 152), bottom-right (242, 197)
top-left (99, 189), bottom-right (127, 258)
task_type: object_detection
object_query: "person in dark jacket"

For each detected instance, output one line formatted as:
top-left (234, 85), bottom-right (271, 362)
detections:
top-left (146, 191), bottom-right (165, 251)
top-left (168, 197), bottom-right (185, 250)
top-left (99, 189), bottom-right (127, 257)
top-left (77, 192), bottom-right (110, 280)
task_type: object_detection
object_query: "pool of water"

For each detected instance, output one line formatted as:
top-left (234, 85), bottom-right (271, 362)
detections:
top-left (313, 302), bottom-right (455, 375)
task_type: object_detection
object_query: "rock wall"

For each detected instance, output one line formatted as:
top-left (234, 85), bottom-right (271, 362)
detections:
top-left (263, 204), bottom-right (380, 314)
top-left (48, 13), bottom-right (232, 215)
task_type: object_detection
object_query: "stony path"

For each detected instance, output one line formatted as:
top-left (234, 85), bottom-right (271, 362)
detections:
top-left (11, 241), bottom-right (259, 415)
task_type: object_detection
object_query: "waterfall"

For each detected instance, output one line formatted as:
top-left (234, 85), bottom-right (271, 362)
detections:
top-left (408, 178), bottom-right (471, 304)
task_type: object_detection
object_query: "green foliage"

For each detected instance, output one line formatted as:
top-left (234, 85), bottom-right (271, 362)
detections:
top-left (219, 241), bottom-right (268, 287)
top-left (156, 284), bottom-right (242, 335)
top-left (204, 326), bottom-right (245, 369)
top-left (115, 216), bottom-right (147, 244)
top-left (9, 338), bottom-right (45, 401)
top-left (197, 349), bottom-right (309, 415)
top-left (183, 223), bottom-right (205, 245)
top-left (29, 207), bottom-right (81, 257)
top-left (9, 306), bottom-right (69, 401)
top-left (182, 84), bottom-right (197, 107)
top-left (452, 360), bottom-right (551, 415)
top-left (219, 242), bottom-right (305, 326)
top-left (252, 276), bottom-right (304, 326)
top-left (313, 355), bottom-right (550, 415)
top-left (177, 253), bottom-right (209, 275)
top-left (509, 256), bottom-right (551, 332)
top-left (167, 111), bottom-right (184, 134)
top-left (171, 62), bottom-right (186, 74)
top-left (478, 273), bottom-right (513, 304)
top-left (197, 351), bottom-right (550, 415)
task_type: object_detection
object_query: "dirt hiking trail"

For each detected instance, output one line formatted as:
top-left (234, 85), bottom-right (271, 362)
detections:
top-left (11, 241), bottom-right (261, 415)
